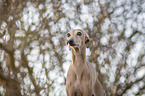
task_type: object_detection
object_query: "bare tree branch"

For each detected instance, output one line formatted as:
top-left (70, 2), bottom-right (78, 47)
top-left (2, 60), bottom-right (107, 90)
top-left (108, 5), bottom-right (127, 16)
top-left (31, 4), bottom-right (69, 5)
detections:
top-left (118, 74), bottom-right (145, 96)
top-left (0, 71), bottom-right (21, 96)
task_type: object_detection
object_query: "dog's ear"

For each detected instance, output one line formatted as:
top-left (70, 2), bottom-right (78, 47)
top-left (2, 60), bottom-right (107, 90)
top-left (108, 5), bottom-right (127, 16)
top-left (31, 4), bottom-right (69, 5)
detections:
top-left (85, 33), bottom-right (90, 48)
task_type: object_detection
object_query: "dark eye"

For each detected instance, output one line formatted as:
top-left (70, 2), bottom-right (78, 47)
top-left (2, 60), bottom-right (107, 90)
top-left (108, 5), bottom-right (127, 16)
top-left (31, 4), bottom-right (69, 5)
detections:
top-left (77, 32), bottom-right (82, 36)
top-left (67, 33), bottom-right (71, 37)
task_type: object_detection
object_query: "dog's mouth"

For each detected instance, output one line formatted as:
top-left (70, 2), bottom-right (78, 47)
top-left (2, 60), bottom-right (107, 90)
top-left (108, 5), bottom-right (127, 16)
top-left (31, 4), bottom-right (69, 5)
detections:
top-left (68, 43), bottom-right (79, 47)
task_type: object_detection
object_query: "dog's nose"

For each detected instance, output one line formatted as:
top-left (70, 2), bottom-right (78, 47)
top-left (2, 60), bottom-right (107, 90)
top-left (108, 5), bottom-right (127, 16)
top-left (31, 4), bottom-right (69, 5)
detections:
top-left (68, 39), bottom-right (74, 45)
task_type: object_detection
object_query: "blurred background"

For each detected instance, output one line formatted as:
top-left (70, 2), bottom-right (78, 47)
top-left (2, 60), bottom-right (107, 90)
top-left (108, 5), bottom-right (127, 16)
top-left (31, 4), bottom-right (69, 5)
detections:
top-left (0, 0), bottom-right (145, 96)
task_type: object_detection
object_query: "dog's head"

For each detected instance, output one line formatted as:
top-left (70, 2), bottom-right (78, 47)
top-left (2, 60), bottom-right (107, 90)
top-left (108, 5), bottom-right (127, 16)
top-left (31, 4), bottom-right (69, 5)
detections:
top-left (66, 29), bottom-right (90, 49)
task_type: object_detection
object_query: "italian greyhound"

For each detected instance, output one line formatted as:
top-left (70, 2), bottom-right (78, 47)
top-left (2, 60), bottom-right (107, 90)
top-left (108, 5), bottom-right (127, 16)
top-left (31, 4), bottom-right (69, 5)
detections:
top-left (66, 29), bottom-right (104, 96)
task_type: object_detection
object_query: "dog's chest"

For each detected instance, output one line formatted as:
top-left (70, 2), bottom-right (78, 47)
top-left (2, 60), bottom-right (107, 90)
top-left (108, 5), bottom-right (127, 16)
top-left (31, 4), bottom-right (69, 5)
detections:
top-left (66, 64), bottom-right (92, 88)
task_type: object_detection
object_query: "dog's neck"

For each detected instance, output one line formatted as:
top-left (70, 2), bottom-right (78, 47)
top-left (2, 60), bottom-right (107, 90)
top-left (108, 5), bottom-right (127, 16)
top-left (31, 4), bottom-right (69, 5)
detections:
top-left (71, 45), bottom-right (86, 80)
top-left (72, 46), bottom-right (86, 64)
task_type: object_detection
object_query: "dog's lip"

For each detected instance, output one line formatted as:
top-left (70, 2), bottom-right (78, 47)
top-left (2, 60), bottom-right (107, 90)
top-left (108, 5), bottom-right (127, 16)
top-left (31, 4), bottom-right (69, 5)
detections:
top-left (70, 44), bottom-right (76, 46)
top-left (68, 43), bottom-right (79, 47)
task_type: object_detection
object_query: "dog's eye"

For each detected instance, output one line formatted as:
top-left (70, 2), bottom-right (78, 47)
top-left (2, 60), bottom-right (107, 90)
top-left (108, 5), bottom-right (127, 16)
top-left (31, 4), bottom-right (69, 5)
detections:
top-left (77, 32), bottom-right (82, 36)
top-left (67, 33), bottom-right (71, 37)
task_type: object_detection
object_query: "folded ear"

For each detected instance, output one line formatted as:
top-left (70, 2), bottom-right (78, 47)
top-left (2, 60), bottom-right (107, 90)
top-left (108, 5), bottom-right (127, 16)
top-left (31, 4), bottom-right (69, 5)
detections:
top-left (85, 33), bottom-right (90, 48)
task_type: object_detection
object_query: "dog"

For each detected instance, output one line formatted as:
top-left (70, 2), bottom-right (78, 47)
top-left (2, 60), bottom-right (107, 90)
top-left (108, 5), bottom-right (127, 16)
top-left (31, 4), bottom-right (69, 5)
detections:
top-left (66, 29), bottom-right (104, 96)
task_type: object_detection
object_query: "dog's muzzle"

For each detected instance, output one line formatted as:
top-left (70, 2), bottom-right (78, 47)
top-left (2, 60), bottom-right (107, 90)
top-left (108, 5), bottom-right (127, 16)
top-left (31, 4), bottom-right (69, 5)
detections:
top-left (68, 39), bottom-right (79, 46)
top-left (68, 39), bottom-right (74, 46)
